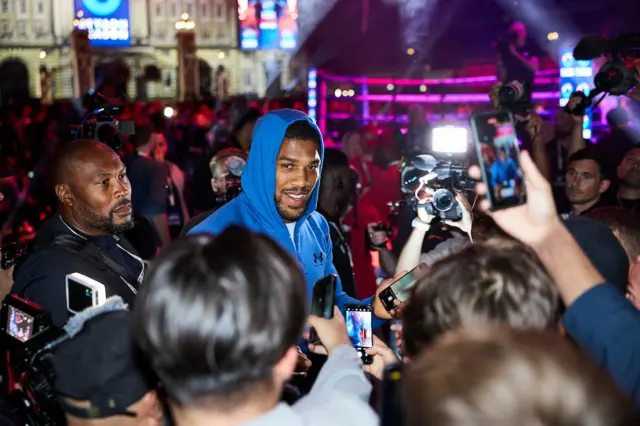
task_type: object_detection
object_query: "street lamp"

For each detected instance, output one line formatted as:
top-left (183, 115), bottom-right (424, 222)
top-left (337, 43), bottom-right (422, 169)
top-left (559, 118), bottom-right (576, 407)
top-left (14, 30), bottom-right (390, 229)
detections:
top-left (175, 13), bottom-right (195, 31)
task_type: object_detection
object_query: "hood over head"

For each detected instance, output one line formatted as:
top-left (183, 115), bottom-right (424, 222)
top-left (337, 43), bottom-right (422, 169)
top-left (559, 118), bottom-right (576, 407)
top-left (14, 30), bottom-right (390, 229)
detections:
top-left (241, 109), bottom-right (324, 233)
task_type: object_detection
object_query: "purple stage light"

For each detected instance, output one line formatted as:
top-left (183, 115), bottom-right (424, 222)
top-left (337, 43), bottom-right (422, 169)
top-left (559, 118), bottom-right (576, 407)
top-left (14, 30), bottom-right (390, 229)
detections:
top-left (350, 92), bottom-right (559, 103)
top-left (323, 73), bottom-right (558, 86)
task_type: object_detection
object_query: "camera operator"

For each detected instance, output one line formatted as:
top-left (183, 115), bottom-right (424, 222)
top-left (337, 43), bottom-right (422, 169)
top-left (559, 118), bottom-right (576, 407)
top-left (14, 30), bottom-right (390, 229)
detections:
top-left (51, 305), bottom-right (162, 426)
top-left (181, 148), bottom-right (247, 236)
top-left (395, 190), bottom-right (473, 274)
top-left (11, 140), bottom-right (144, 326)
top-left (494, 21), bottom-right (539, 90)
top-left (132, 228), bottom-right (378, 426)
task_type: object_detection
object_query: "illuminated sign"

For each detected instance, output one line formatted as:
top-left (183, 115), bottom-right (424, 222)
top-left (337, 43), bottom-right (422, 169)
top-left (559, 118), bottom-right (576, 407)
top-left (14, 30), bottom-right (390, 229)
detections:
top-left (559, 46), bottom-right (592, 139)
top-left (308, 68), bottom-right (317, 122)
top-left (75, 0), bottom-right (131, 47)
top-left (238, 0), bottom-right (298, 50)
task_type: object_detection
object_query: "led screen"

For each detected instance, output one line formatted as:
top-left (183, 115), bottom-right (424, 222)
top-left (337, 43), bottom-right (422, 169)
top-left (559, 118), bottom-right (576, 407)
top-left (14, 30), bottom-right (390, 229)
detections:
top-left (74, 0), bottom-right (131, 47)
top-left (237, 0), bottom-right (298, 50)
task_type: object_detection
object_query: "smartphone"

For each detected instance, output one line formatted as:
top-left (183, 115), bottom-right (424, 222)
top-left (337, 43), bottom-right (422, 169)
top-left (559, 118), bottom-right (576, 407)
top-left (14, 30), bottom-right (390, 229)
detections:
top-left (66, 273), bottom-right (107, 314)
top-left (379, 363), bottom-right (404, 426)
top-left (470, 111), bottom-right (526, 210)
top-left (308, 274), bottom-right (337, 345)
top-left (345, 304), bottom-right (373, 365)
top-left (379, 263), bottom-right (428, 312)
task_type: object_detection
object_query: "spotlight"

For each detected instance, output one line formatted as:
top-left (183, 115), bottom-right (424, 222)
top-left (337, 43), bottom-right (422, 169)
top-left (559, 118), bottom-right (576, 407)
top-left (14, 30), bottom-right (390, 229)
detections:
top-left (39, 50), bottom-right (46, 59)
top-left (347, 89), bottom-right (355, 97)
top-left (163, 106), bottom-right (174, 118)
top-left (407, 48), bottom-right (415, 56)
top-left (181, 13), bottom-right (189, 20)
top-left (419, 84), bottom-right (427, 93)
top-left (334, 89), bottom-right (342, 98)
top-left (218, 51), bottom-right (225, 59)
top-left (547, 32), bottom-right (559, 41)
top-left (386, 84), bottom-right (395, 91)
top-left (341, 90), bottom-right (349, 97)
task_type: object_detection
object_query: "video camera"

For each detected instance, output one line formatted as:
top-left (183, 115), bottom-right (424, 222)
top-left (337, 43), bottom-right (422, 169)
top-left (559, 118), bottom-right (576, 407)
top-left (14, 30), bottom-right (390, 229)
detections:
top-left (0, 295), bottom-right (66, 426)
top-left (498, 80), bottom-right (533, 115)
top-left (73, 90), bottom-right (135, 151)
top-left (571, 33), bottom-right (640, 115)
top-left (401, 154), bottom-right (474, 222)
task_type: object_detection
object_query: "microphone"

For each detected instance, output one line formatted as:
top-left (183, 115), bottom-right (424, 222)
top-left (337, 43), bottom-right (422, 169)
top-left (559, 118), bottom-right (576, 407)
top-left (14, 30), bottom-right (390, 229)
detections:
top-left (412, 154), bottom-right (438, 172)
top-left (573, 35), bottom-right (610, 60)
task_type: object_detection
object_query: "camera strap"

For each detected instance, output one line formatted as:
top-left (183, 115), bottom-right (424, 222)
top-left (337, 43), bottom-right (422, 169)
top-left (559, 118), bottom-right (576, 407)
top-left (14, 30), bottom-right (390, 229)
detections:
top-left (52, 234), bottom-right (141, 296)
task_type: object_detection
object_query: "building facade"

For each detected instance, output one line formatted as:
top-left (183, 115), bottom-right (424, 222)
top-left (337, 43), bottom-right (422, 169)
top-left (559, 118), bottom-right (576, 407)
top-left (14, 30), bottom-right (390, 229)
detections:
top-left (0, 0), bottom-right (293, 101)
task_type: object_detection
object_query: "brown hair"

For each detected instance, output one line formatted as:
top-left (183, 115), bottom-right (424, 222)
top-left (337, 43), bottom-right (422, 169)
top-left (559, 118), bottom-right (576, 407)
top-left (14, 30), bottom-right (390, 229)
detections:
top-left (403, 327), bottom-right (635, 426)
top-left (403, 240), bottom-right (559, 358)
top-left (587, 207), bottom-right (640, 259)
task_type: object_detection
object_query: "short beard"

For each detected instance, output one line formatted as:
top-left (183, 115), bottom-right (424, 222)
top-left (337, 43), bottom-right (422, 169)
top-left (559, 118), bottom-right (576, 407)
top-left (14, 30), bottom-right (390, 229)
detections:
top-left (275, 195), bottom-right (309, 222)
top-left (75, 204), bottom-right (135, 234)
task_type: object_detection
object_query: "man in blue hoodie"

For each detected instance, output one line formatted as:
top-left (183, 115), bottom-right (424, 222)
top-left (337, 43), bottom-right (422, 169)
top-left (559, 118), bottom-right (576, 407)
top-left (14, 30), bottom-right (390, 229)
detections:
top-left (189, 110), bottom-right (394, 324)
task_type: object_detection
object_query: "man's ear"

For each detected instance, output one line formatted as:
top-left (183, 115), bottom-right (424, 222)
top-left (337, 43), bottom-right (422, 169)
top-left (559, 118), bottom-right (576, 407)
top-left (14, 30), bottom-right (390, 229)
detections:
top-left (599, 179), bottom-right (612, 194)
top-left (273, 346), bottom-right (299, 384)
top-left (211, 178), bottom-right (219, 193)
top-left (55, 183), bottom-right (73, 207)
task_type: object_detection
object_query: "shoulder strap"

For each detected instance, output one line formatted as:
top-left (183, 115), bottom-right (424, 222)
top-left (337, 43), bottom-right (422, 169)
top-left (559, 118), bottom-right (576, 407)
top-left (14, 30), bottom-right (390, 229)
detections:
top-left (53, 235), bottom-right (140, 290)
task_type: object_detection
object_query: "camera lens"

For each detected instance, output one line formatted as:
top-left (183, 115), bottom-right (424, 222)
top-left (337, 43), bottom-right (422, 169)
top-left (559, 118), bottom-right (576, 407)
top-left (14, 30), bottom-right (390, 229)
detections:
top-left (498, 81), bottom-right (524, 105)
top-left (433, 189), bottom-right (455, 212)
top-left (97, 123), bottom-right (124, 151)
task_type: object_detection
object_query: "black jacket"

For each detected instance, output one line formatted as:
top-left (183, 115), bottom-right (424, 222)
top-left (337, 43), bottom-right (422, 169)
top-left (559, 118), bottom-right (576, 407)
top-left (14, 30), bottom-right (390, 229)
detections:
top-left (11, 215), bottom-right (145, 327)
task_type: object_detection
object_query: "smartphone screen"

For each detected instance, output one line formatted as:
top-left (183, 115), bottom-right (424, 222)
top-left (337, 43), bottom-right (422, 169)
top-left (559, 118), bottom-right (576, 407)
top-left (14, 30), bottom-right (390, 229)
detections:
top-left (346, 305), bottom-right (373, 349)
top-left (67, 278), bottom-right (95, 313)
top-left (471, 111), bottom-right (526, 210)
top-left (390, 263), bottom-right (428, 302)
top-left (6, 305), bottom-right (34, 343)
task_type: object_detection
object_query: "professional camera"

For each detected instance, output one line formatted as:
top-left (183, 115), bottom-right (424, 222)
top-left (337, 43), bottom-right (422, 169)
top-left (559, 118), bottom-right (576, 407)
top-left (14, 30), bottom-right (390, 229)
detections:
top-left (407, 155), bottom-right (474, 222)
top-left (0, 294), bottom-right (66, 426)
top-left (571, 33), bottom-right (640, 115)
top-left (214, 185), bottom-right (242, 205)
top-left (498, 80), bottom-right (533, 115)
top-left (73, 91), bottom-right (135, 151)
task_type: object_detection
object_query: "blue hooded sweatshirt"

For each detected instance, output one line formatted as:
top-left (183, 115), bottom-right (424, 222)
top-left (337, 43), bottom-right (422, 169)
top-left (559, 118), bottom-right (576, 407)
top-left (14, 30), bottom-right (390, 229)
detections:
top-left (189, 109), bottom-right (381, 325)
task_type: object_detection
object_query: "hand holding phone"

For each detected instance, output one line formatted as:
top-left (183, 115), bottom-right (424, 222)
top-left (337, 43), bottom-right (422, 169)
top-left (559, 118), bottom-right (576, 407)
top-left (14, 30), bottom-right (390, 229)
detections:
top-left (379, 264), bottom-right (428, 313)
top-left (308, 274), bottom-right (337, 345)
top-left (307, 306), bottom-right (352, 356)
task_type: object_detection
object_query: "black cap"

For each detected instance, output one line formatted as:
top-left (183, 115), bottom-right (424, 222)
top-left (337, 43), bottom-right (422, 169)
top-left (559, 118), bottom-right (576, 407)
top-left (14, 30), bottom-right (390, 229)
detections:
top-left (563, 216), bottom-right (630, 293)
top-left (51, 310), bottom-right (155, 419)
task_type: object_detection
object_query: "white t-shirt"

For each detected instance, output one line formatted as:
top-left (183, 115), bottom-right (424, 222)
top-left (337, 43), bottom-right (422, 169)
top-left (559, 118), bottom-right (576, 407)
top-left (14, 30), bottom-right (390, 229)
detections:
top-left (286, 222), bottom-right (296, 248)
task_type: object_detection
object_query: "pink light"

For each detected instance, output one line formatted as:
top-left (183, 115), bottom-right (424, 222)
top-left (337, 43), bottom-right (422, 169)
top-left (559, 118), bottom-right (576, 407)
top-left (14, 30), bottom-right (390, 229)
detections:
top-left (319, 81), bottom-right (327, 134)
top-left (323, 74), bottom-right (558, 86)
top-left (352, 92), bottom-right (559, 103)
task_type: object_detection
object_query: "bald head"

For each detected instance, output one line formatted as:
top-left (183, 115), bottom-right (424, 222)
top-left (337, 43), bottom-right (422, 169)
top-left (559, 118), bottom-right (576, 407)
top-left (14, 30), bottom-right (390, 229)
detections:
top-left (54, 140), bottom-right (121, 185)
top-left (54, 139), bottom-right (133, 236)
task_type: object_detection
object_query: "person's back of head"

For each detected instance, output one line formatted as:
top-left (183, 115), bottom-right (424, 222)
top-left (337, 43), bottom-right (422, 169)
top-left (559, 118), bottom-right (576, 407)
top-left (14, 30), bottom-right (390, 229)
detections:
top-left (130, 121), bottom-right (154, 153)
top-left (403, 327), bottom-right (636, 426)
top-left (607, 107), bottom-right (631, 130)
top-left (587, 206), bottom-right (640, 260)
top-left (132, 227), bottom-right (308, 421)
top-left (403, 240), bottom-right (559, 358)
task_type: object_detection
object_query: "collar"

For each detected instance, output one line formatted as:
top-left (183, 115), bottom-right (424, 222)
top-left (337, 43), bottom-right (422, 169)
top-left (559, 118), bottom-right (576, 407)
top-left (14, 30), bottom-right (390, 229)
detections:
top-left (58, 215), bottom-right (121, 243)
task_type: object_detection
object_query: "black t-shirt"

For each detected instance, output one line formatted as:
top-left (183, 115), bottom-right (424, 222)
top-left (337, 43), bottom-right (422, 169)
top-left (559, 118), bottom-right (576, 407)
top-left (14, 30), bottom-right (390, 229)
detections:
top-left (502, 46), bottom-right (535, 85)
top-left (618, 197), bottom-right (640, 213)
top-left (320, 212), bottom-right (357, 299)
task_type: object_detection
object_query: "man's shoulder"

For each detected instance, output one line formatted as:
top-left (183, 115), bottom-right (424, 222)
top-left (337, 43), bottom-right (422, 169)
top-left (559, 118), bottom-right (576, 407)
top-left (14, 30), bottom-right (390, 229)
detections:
top-left (189, 198), bottom-right (253, 235)
top-left (306, 211), bottom-right (330, 233)
top-left (181, 208), bottom-right (217, 237)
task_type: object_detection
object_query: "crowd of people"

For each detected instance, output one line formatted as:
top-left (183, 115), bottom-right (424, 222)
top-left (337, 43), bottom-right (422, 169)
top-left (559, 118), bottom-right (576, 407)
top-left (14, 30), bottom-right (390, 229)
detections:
top-left (1, 26), bottom-right (640, 426)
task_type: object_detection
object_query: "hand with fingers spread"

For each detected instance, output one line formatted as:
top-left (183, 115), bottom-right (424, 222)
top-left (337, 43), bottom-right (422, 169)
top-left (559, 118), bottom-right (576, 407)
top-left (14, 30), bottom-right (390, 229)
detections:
top-left (374, 271), bottom-right (409, 320)
top-left (363, 335), bottom-right (400, 380)
top-left (515, 111), bottom-right (544, 142)
top-left (306, 306), bottom-right (352, 356)
top-left (468, 150), bottom-right (562, 247)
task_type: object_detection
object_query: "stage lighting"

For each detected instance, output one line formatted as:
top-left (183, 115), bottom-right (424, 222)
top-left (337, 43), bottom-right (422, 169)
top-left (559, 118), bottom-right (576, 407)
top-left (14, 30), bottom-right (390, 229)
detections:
top-left (163, 107), bottom-right (174, 118)
top-left (386, 84), bottom-right (395, 91)
top-left (419, 84), bottom-right (427, 92)
top-left (431, 125), bottom-right (468, 154)
top-left (407, 48), bottom-right (415, 55)
top-left (547, 32), bottom-right (559, 41)
top-left (334, 89), bottom-right (342, 98)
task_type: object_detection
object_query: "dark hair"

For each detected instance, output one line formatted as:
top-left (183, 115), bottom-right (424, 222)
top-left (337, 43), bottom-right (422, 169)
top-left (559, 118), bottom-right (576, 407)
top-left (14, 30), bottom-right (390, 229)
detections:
top-left (132, 227), bottom-right (308, 406)
top-left (568, 147), bottom-right (612, 180)
top-left (232, 108), bottom-right (262, 133)
top-left (587, 207), bottom-right (640, 259)
top-left (606, 107), bottom-right (630, 127)
top-left (402, 240), bottom-right (559, 358)
top-left (283, 120), bottom-right (321, 146)
top-left (403, 327), bottom-right (635, 426)
top-left (322, 148), bottom-right (349, 175)
top-left (130, 121), bottom-right (153, 148)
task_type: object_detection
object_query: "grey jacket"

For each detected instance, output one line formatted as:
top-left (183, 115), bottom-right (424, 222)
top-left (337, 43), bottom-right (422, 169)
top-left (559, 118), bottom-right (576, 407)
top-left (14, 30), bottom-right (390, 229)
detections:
top-left (242, 345), bottom-right (378, 426)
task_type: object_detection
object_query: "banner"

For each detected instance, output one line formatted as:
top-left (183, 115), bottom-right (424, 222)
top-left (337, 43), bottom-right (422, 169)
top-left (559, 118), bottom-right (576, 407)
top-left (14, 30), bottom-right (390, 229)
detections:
top-left (74, 0), bottom-right (131, 47)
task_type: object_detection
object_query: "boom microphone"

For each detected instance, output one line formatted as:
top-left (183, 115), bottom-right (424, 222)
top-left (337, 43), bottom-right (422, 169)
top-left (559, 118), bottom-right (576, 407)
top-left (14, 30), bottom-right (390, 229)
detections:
top-left (573, 34), bottom-right (610, 60)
